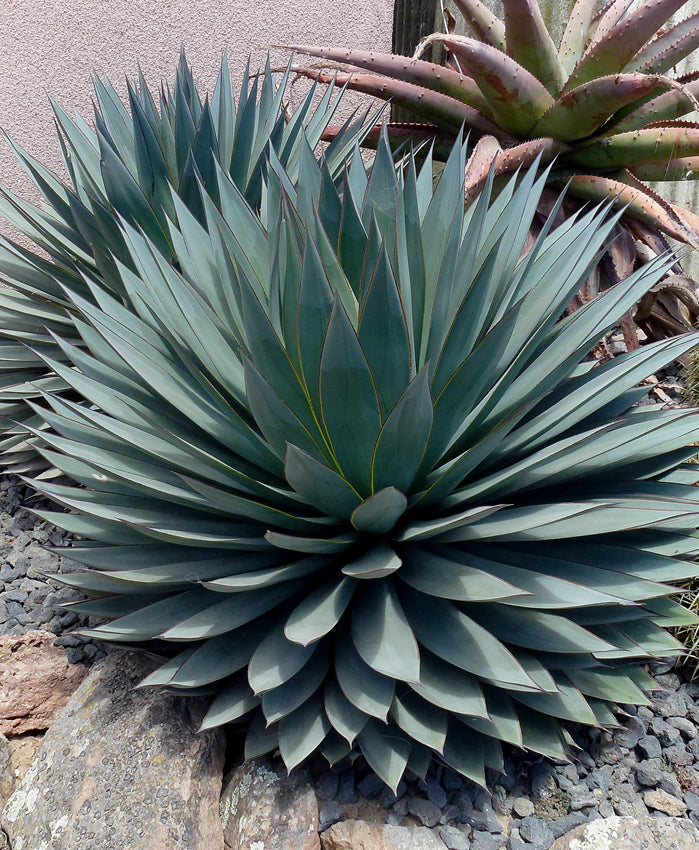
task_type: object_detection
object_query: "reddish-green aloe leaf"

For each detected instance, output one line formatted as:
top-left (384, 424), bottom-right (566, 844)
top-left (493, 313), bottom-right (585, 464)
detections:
top-left (293, 68), bottom-right (504, 137)
top-left (463, 137), bottom-right (566, 206)
top-left (610, 76), bottom-right (699, 132)
top-left (566, 0), bottom-right (688, 89)
top-left (530, 74), bottom-right (670, 141)
top-left (588, 0), bottom-right (636, 46)
top-left (502, 0), bottom-right (565, 94)
top-left (452, 0), bottom-right (506, 49)
top-left (629, 12), bottom-right (699, 73)
top-left (559, 0), bottom-right (599, 76)
top-left (320, 123), bottom-right (459, 163)
top-left (632, 156), bottom-right (699, 180)
top-left (284, 44), bottom-right (493, 115)
top-left (561, 173), bottom-right (699, 249)
top-left (564, 125), bottom-right (699, 170)
top-left (422, 34), bottom-right (555, 136)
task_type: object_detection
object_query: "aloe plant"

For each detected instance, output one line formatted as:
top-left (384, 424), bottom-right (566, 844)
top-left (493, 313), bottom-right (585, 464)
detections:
top-left (0, 53), bottom-right (377, 474)
top-left (287, 0), bottom-right (699, 345)
top-left (23, 133), bottom-right (699, 789)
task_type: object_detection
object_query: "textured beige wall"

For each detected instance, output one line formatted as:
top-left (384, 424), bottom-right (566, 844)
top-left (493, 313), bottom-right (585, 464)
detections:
top-left (0, 0), bottom-right (393, 210)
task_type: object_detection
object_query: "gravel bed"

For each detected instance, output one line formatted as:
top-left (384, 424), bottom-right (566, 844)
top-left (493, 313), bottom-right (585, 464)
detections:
top-left (307, 671), bottom-right (699, 848)
top-left (0, 475), bottom-right (107, 666)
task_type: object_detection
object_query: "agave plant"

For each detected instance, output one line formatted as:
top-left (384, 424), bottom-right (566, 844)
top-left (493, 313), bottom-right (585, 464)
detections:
top-left (0, 52), bottom-right (377, 474)
top-left (286, 0), bottom-right (699, 345)
top-left (21, 134), bottom-right (699, 789)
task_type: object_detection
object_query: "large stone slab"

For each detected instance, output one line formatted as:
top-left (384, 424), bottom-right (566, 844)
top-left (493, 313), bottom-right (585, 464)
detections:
top-left (220, 757), bottom-right (319, 850)
top-left (320, 820), bottom-right (449, 850)
top-left (550, 815), bottom-right (699, 850)
top-left (0, 631), bottom-right (87, 735)
top-left (1, 650), bottom-right (226, 850)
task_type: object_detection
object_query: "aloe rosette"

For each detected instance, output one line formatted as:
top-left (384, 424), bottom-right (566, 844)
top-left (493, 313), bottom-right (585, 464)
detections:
top-left (26, 136), bottom-right (699, 789)
top-left (287, 0), bottom-right (699, 342)
top-left (0, 54), bottom-right (377, 474)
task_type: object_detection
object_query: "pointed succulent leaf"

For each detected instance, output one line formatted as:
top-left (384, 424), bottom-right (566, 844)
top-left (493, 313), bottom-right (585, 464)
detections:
top-left (628, 12), bottom-right (699, 73)
top-left (342, 543), bottom-right (403, 579)
top-left (631, 157), bottom-right (699, 181)
top-left (285, 44), bottom-right (494, 114)
top-left (531, 75), bottom-right (670, 142)
top-left (335, 638), bottom-right (395, 720)
top-left (566, 0), bottom-right (689, 89)
top-left (441, 722), bottom-right (487, 787)
top-left (165, 631), bottom-right (260, 689)
top-left (244, 710), bottom-right (279, 759)
top-left (502, 0), bottom-right (565, 94)
top-left (400, 586), bottom-right (540, 691)
top-left (371, 368), bottom-right (433, 494)
top-left (352, 579), bottom-right (421, 682)
top-left (200, 677), bottom-right (260, 730)
top-left (279, 691), bottom-right (331, 771)
top-left (261, 647), bottom-right (330, 724)
top-left (564, 173), bottom-right (699, 249)
top-left (399, 547), bottom-right (525, 602)
top-left (350, 488), bottom-right (408, 534)
top-left (358, 720), bottom-right (411, 793)
top-left (565, 126), bottom-right (699, 170)
top-left (327, 71), bottom-right (507, 138)
top-left (324, 677), bottom-right (369, 744)
top-left (425, 34), bottom-right (555, 136)
top-left (319, 299), bottom-right (382, 495)
top-left (463, 137), bottom-right (567, 208)
top-left (391, 692), bottom-right (448, 753)
top-left (284, 443), bottom-right (361, 519)
top-left (285, 576), bottom-right (357, 646)
top-left (265, 529), bottom-right (359, 555)
top-left (413, 652), bottom-right (488, 717)
top-left (452, 0), bottom-right (506, 49)
top-left (559, 0), bottom-right (599, 75)
top-left (247, 620), bottom-right (317, 694)
top-left (244, 360), bottom-right (324, 462)
top-left (589, 0), bottom-right (636, 46)
top-left (357, 246), bottom-right (412, 417)
top-left (460, 689), bottom-right (523, 746)
top-left (566, 667), bottom-right (652, 704)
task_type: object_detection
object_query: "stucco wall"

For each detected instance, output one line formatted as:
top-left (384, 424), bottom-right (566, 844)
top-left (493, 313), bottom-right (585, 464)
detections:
top-left (0, 0), bottom-right (393, 213)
